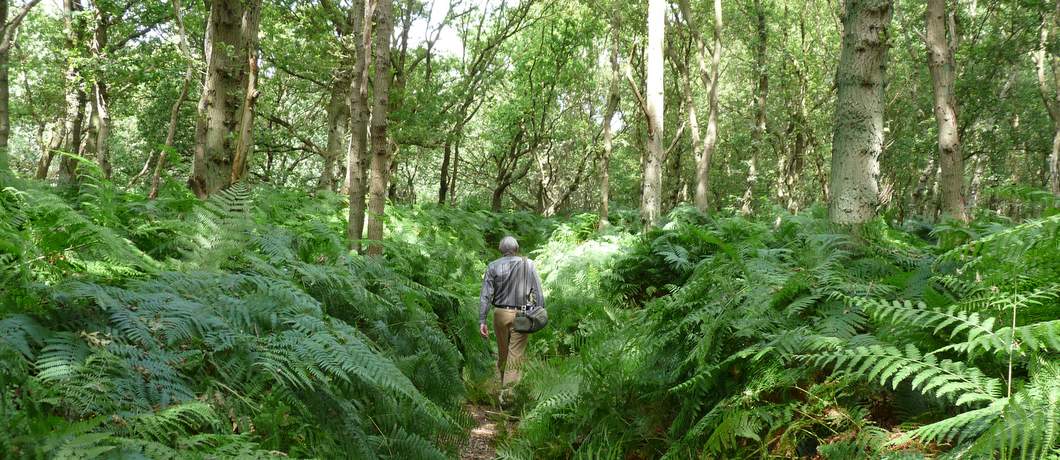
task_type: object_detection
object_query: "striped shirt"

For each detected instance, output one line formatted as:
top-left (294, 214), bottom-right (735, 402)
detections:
top-left (479, 256), bottom-right (545, 324)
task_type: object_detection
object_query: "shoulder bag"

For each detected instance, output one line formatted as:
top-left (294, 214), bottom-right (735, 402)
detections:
top-left (513, 257), bottom-right (548, 333)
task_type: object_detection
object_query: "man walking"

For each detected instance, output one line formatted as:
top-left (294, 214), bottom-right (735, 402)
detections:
top-left (479, 236), bottom-right (545, 390)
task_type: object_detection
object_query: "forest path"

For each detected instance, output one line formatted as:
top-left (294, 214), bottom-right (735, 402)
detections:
top-left (460, 403), bottom-right (500, 459)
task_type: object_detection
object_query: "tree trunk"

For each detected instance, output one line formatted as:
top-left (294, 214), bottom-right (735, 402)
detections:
top-left (34, 126), bottom-right (63, 179)
top-left (925, 0), bottom-right (966, 221)
top-left (190, 0), bottom-right (261, 198)
top-left (228, 1), bottom-right (261, 185)
top-left (0, 1), bottom-right (9, 174)
top-left (490, 185), bottom-right (505, 213)
top-left (88, 4), bottom-right (111, 179)
top-left (1035, 1), bottom-right (1060, 196)
top-left (365, 0), bottom-right (393, 255)
top-left (93, 82), bottom-right (111, 178)
top-left (641, 0), bottom-right (665, 227)
top-left (0, 0), bottom-right (9, 174)
top-left (346, 0), bottom-right (373, 252)
top-left (437, 141), bottom-right (451, 204)
top-left (967, 153), bottom-right (984, 209)
top-left (828, 0), bottom-right (893, 225)
top-left (319, 72), bottom-right (350, 190)
top-left (57, 0), bottom-right (87, 184)
top-left (741, 0), bottom-right (767, 216)
top-left (599, 18), bottom-right (619, 229)
top-left (679, 0), bottom-right (722, 213)
top-left (448, 139), bottom-right (459, 205)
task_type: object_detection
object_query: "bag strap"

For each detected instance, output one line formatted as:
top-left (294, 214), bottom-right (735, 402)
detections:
top-left (522, 257), bottom-right (535, 307)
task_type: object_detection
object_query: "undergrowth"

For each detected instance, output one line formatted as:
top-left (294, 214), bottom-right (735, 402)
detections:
top-left (0, 175), bottom-right (547, 459)
top-left (502, 205), bottom-right (1060, 459)
top-left (3, 172), bottom-right (1058, 459)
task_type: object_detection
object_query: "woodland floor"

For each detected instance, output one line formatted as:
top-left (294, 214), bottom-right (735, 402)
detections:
top-left (460, 403), bottom-right (501, 460)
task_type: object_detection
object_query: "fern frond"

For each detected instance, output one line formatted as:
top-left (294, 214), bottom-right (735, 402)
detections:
top-left (808, 344), bottom-right (1003, 406)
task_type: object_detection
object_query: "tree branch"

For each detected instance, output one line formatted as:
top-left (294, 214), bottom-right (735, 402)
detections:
top-left (0, 0), bottom-right (43, 54)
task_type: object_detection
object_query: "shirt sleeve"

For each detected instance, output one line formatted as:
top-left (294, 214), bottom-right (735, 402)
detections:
top-left (479, 265), bottom-right (494, 324)
top-left (530, 260), bottom-right (545, 309)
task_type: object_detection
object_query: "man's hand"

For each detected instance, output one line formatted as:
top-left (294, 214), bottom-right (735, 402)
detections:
top-left (479, 323), bottom-right (489, 338)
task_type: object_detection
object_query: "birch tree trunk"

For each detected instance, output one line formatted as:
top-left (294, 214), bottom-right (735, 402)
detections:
top-left (828, 0), bottom-right (893, 225)
top-left (599, 18), bottom-right (620, 228)
top-left (925, 0), bottom-right (967, 221)
top-left (364, 0), bottom-right (393, 255)
top-left (641, 0), bottom-right (665, 227)
top-left (346, 0), bottom-right (374, 252)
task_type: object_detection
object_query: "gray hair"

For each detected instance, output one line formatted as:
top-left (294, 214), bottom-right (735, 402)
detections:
top-left (499, 236), bottom-right (520, 256)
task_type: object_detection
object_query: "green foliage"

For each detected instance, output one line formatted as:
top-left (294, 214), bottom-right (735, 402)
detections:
top-left (503, 206), bottom-right (1060, 459)
top-left (0, 180), bottom-right (517, 458)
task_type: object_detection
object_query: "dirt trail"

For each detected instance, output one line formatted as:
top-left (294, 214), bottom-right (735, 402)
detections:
top-left (460, 404), bottom-right (499, 459)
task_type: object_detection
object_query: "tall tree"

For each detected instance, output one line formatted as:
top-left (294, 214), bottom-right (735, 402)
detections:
top-left (0, 0), bottom-right (42, 174)
top-left (599, 12), bottom-right (620, 228)
top-left (925, 0), bottom-right (966, 220)
top-left (317, 0), bottom-right (357, 191)
top-left (641, 0), bottom-right (665, 227)
top-left (1035, 0), bottom-right (1060, 196)
top-left (347, 0), bottom-right (372, 252)
top-left (56, 0), bottom-right (87, 184)
top-left (86, 0), bottom-right (110, 179)
top-left (741, 0), bottom-right (767, 215)
top-left (365, 0), bottom-right (393, 255)
top-left (189, 0), bottom-right (263, 198)
top-left (828, 0), bottom-right (893, 225)
top-left (677, 0), bottom-right (721, 213)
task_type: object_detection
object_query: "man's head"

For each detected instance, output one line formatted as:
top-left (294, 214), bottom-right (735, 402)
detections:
top-left (499, 236), bottom-right (520, 256)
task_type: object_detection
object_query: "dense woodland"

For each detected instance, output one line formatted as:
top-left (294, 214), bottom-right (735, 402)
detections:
top-left (1, 0), bottom-right (1059, 458)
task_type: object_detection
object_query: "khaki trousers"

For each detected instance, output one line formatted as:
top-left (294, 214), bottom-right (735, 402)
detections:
top-left (493, 308), bottom-right (527, 387)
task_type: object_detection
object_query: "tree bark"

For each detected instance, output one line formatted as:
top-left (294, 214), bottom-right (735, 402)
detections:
top-left (319, 72), bottom-right (350, 190)
top-left (57, 0), bottom-right (87, 184)
top-left (92, 82), bottom-right (111, 178)
top-left (190, 0), bottom-right (262, 198)
top-left (346, 0), bottom-right (373, 252)
top-left (828, 0), bottom-right (893, 225)
top-left (88, 3), bottom-right (110, 179)
top-left (599, 17), bottom-right (620, 229)
top-left (437, 141), bottom-right (451, 204)
top-left (1035, 1), bottom-right (1060, 196)
top-left (641, 0), bottom-right (665, 227)
top-left (228, 1), bottom-right (261, 185)
top-left (741, 0), bottom-right (767, 216)
top-left (925, 0), bottom-right (966, 221)
top-left (34, 126), bottom-right (63, 179)
top-left (364, 0), bottom-right (393, 255)
top-left (678, 0), bottom-right (722, 213)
